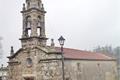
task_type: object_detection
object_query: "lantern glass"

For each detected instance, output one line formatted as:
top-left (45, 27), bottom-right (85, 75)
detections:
top-left (58, 36), bottom-right (65, 46)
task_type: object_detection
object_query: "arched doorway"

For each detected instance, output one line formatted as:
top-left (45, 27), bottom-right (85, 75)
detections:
top-left (24, 77), bottom-right (34, 80)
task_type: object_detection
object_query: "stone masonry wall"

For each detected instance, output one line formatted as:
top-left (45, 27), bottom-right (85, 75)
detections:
top-left (8, 47), bottom-right (117, 80)
top-left (64, 60), bottom-right (117, 80)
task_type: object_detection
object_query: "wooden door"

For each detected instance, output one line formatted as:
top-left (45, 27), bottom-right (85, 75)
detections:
top-left (25, 78), bottom-right (34, 80)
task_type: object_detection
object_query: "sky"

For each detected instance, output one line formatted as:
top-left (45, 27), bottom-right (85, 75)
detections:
top-left (0, 0), bottom-right (120, 65)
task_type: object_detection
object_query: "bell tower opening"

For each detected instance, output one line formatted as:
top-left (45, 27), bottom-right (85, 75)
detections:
top-left (28, 29), bottom-right (31, 37)
top-left (37, 16), bottom-right (41, 36)
top-left (26, 16), bottom-right (31, 37)
top-left (37, 28), bottom-right (40, 36)
top-left (20, 0), bottom-right (48, 47)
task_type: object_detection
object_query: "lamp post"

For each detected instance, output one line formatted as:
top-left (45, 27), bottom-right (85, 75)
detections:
top-left (58, 36), bottom-right (65, 80)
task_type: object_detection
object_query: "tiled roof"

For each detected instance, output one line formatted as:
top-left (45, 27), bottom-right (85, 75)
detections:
top-left (55, 47), bottom-right (115, 60)
top-left (8, 46), bottom-right (115, 61)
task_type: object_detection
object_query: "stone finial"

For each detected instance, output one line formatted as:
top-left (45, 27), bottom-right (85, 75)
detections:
top-left (51, 39), bottom-right (55, 47)
top-left (10, 46), bottom-right (14, 56)
top-left (41, 4), bottom-right (44, 10)
top-left (1, 64), bottom-right (3, 69)
top-left (22, 3), bottom-right (26, 11)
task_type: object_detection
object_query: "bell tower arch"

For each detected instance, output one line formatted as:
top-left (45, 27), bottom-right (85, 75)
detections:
top-left (20, 0), bottom-right (48, 48)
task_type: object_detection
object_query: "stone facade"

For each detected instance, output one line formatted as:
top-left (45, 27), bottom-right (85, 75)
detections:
top-left (8, 47), bottom-right (117, 80)
top-left (8, 47), bottom-right (62, 80)
top-left (64, 60), bottom-right (117, 80)
top-left (7, 0), bottom-right (118, 80)
top-left (0, 66), bottom-right (8, 80)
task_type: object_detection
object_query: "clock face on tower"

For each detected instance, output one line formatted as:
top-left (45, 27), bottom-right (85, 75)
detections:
top-left (26, 58), bottom-right (33, 67)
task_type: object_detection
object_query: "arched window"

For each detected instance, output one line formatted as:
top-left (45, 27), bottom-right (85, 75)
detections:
top-left (77, 63), bottom-right (82, 72)
top-left (37, 16), bottom-right (41, 27)
top-left (26, 16), bottom-right (31, 29)
top-left (26, 58), bottom-right (32, 67)
top-left (66, 78), bottom-right (70, 80)
top-left (38, 2), bottom-right (40, 8)
top-left (27, 2), bottom-right (30, 8)
top-left (37, 16), bottom-right (41, 36)
top-left (28, 29), bottom-right (31, 37)
top-left (37, 28), bottom-right (41, 36)
top-left (26, 16), bottom-right (31, 37)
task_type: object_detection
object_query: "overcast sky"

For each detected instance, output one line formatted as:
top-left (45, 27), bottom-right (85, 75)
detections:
top-left (0, 0), bottom-right (120, 65)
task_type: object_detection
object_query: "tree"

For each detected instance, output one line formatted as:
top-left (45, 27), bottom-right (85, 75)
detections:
top-left (93, 45), bottom-right (114, 55)
top-left (93, 46), bottom-right (120, 80)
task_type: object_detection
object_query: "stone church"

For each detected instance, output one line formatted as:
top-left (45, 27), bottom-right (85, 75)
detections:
top-left (8, 0), bottom-right (117, 80)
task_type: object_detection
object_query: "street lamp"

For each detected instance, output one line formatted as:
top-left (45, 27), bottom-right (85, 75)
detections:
top-left (58, 36), bottom-right (65, 80)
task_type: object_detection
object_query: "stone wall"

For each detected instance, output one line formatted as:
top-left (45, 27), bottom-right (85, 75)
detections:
top-left (64, 60), bottom-right (117, 80)
top-left (8, 47), bottom-right (117, 80)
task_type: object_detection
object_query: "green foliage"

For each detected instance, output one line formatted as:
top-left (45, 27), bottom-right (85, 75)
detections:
top-left (93, 45), bottom-right (120, 64)
top-left (93, 46), bottom-right (114, 54)
top-left (93, 46), bottom-right (120, 56)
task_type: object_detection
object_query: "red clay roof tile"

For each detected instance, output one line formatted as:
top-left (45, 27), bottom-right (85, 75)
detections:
top-left (55, 47), bottom-right (114, 60)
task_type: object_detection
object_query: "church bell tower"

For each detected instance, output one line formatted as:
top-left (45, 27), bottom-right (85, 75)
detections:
top-left (20, 0), bottom-right (48, 48)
